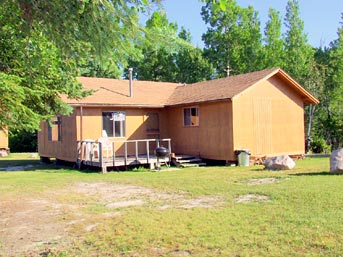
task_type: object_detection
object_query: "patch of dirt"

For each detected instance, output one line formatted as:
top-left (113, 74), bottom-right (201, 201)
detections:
top-left (234, 194), bottom-right (271, 203)
top-left (247, 177), bottom-right (289, 186)
top-left (0, 182), bottom-right (225, 256)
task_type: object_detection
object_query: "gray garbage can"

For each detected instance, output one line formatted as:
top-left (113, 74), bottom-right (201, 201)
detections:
top-left (235, 149), bottom-right (251, 166)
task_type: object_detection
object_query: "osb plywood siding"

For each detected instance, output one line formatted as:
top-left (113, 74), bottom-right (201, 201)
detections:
top-left (167, 102), bottom-right (234, 160)
top-left (0, 129), bottom-right (8, 149)
top-left (38, 113), bottom-right (77, 162)
top-left (39, 107), bottom-right (168, 161)
top-left (232, 75), bottom-right (305, 156)
top-left (79, 107), bottom-right (168, 156)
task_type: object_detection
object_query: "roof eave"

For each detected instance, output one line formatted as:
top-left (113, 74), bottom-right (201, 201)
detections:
top-left (166, 98), bottom-right (232, 107)
top-left (278, 69), bottom-right (320, 105)
top-left (69, 103), bottom-right (166, 108)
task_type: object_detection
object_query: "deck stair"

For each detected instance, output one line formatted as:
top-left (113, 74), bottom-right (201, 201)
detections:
top-left (172, 155), bottom-right (206, 167)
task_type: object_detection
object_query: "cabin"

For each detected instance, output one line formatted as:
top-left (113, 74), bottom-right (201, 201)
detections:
top-left (0, 129), bottom-right (9, 153)
top-left (38, 68), bottom-right (319, 171)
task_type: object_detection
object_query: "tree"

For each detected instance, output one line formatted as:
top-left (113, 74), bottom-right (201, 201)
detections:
top-left (128, 13), bottom-right (213, 83)
top-left (319, 13), bottom-right (343, 149)
top-left (283, 0), bottom-right (314, 84)
top-left (262, 8), bottom-right (284, 69)
top-left (0, 0), bottom-right (157, 131)
top-left (201, 0), bottom-right (263, 77)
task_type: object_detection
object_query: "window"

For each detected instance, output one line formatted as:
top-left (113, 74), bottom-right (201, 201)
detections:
top-left (183, 107), bottom-right (199, 126)
top-left (48, 116), bottom-right (61, 141)
top-left (146, 113), bottom-right (159, 133)
top-left (102, 112), bottom-right (126, 137)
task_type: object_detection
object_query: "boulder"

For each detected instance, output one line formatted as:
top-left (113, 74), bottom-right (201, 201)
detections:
top-left (330, 148), bottom-right (343, 173)
top-left (264, 155), bottom-right (295, 170)
top-left (0, 150), bottom-right (8, 157)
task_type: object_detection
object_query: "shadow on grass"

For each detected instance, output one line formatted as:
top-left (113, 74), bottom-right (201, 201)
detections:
top-left (0, 159), bottom-right (78, 173)
top-left (291, 171), bottom-right (340, 176)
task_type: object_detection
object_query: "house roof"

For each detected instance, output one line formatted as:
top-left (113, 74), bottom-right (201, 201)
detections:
top-left (64, 77), bottom-right (180, 108)
top-left (64, 68), bottom-right (319, 107)
top-left (167, 68), bottom-right (319, 106)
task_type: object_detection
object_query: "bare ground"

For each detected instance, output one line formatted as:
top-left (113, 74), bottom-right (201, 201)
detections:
top-left (0, 182), bottom-right (224, 256)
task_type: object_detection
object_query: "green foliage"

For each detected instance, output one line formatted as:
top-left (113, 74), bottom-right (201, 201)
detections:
top-left (128, 11), bottom-right (213, 83)
top-left (262, 8), bottom-right (284, 68)
top-left (283, 0), bottom-right (314, 84)
top-left (309, 137), bottom-right (331, 153)
top-left (201, 0), bottom-right (263, 77)
top-left (311, 14), bottom-right (343, 149)
top-left (0, 0), bottom-right (157, 130)
top-left (9, 130), bottom-right (37, 153)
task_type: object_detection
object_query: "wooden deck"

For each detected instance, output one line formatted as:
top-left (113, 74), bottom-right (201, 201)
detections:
top-left (76, 138), bottom-right (171, 172)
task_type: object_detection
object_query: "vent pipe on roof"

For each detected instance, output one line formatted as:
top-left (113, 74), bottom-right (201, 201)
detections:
top-left (128, 67), bottom-right (133, 98)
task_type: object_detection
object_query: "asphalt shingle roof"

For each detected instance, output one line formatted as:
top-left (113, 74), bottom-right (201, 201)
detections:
top-left (63, 68), bottom-right (318, 107)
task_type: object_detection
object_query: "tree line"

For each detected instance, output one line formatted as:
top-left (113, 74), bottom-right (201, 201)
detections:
top-left (1, 0), bottom-right (342, 152)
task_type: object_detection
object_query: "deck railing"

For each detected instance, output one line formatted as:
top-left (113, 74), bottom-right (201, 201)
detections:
top-left (77, 138), bottom-right (171, 170)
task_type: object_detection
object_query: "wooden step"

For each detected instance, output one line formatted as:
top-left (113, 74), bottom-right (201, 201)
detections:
top-left (177, 158), bottom-right (203, 164)
top-left (173, 155), bottom-right (198, 161)
top-left (180, 163), bottom-right (200, 168)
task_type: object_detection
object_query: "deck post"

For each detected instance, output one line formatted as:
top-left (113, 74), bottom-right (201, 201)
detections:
top-left (76, 141), bottom-right (81, 169)
top-left (146, 140), bottom-right (150, 164)
top-left (124, 141), bottom-right (127, 168)
top-left (167, 139), bottom-right (172, 162)
top-left (99, 142), bottom-right (103, 170)
top-left (89, 142), bottom-right (93, 166)
top-left (112, 141), bottom-right (115, 167)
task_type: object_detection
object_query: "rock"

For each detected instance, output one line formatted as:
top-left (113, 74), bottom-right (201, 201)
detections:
top-left (0, 150), bottom-right (8, 157)
top-left (264, 155), bottom-right (295, 170)
top-left (330, 148), bottom-right (343, 173)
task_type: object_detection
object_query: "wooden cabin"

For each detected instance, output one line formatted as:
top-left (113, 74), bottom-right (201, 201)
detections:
top-left (0, 128), bottom-right (9, 152)
top-left (38, 68), bottom-right (319, 170)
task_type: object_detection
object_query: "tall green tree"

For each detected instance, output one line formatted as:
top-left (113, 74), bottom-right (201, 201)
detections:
top-left (201, 0), bottom-right (263, 77)
top-left (319, 14), bottom-right (343, 149)
top-left (283, 0), bottom-right (314, 84)
top-left (0, 0), bottom-right (157, 131)
top-left (175, 31), bottom-right (214, 83)
top-left (262, 8), bottom-right (284, 69)
top-left (127, 11), bottom-right (179, 81)
top-left (128, 13), bottom-right (213, 83)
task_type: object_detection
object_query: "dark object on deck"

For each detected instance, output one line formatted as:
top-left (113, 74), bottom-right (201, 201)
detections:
top-left (154, 146), bottom-right (169, 158)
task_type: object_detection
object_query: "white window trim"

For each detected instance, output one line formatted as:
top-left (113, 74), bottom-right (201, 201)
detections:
top-left (183, 106), bottom-right (199, 127)
top-left (102, 111), bottom-right (126, 138)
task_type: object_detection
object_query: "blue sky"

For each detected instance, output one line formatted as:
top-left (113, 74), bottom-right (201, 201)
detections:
top-left (155, 0), bottom-right (342, 48)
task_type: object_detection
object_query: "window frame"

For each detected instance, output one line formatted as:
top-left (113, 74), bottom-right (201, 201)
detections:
top-left (48, 116), bottom-right (62, 141)
top-left (102, 111), bottom-right (126, 138)
top-left (183, 107), bottom-right (199, 127)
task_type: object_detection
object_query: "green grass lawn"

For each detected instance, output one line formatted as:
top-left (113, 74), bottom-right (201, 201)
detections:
top-left (1, 154), bottom-right (342, 256)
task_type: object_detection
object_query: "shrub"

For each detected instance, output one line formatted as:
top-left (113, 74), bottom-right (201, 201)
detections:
top-left (9, 130), bottom-right (37, 152)
top-left (310, 137), bottom-right (331, 153)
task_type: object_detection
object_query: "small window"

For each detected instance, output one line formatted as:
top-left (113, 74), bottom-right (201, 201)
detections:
top-left (48, 116), bottom-right (61, 141)
top-left (183, 107), bottom-right (199, 126)
top-left (102, 112), bottom-right (126, 138)
top-left (146, 113), bottom-right (160, 133)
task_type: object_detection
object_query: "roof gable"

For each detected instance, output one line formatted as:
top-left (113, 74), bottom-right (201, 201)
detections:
top-left (166, 68), bottom-right (281, 106)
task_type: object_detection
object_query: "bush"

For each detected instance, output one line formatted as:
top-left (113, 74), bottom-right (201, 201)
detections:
top-left (310, 137), bottom-right (331, 153)
top-left (9, 130), bottom-right (37, 152)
